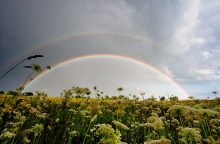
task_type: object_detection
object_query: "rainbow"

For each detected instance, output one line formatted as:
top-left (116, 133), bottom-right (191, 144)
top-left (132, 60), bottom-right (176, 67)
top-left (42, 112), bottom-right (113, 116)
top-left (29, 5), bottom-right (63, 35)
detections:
top-left (28, 32), bottom-right (158, 54)
top-left (26, 54), bottom-right (189, 98)
top-left (1, 31), bottom-right (189, 97)
top-left (4, 31), bottom-right (189, 75)
top-left (3, 32), bottom-right (193, 77)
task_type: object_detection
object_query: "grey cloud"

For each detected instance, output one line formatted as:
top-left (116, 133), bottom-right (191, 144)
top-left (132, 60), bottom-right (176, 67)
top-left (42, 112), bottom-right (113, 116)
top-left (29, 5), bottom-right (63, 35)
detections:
top-left (1, 0), bottom-right (220, 98)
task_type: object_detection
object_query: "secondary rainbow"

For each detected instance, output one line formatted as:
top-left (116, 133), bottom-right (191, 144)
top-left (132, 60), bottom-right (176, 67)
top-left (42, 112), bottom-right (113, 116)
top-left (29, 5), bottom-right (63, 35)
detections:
top-left (4, 31), bottom-right (191, 75)
top-left (26, 54), bottom-right (189, 97)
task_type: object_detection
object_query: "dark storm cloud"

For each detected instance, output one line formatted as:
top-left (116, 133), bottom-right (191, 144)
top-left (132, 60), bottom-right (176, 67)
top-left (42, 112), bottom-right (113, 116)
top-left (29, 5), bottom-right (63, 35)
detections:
top-left (0, 0), bottom-right (220, 98)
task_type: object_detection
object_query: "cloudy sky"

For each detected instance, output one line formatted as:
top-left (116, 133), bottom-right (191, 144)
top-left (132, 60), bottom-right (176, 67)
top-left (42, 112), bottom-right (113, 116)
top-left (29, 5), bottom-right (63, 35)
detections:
top-left (0, 0), bottom-right (220, 98)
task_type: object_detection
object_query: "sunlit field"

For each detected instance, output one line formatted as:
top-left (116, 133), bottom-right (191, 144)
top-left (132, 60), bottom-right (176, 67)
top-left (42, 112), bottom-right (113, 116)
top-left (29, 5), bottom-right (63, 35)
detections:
top-left (1, 1), bottom-right (220, 144)
top-left (0, 87), bottom-right (220, 144)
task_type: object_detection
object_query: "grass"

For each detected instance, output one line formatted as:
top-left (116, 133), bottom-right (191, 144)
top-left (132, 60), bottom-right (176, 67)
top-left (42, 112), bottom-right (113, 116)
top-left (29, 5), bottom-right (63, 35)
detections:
top-left (0, 92), bottom-right (220, 144)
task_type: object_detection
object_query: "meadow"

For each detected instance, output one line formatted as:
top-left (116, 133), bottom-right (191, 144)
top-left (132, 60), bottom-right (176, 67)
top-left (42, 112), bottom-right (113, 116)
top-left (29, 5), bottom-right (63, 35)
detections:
top-left (0, 87), bottom-right (220, 144)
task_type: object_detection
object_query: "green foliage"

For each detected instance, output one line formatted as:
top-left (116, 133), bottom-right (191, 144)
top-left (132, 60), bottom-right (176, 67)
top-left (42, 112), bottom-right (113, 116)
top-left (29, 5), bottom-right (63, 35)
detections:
top-left (178, 127), bottom-right (202, 143)
top-left (0, 89), bottom-right (220, 143)
top-left (61, 87), bottom-right (91, 98)
top-left (36, 91), bottom-right (47, 97)
top-left (146, 137), bottom-right (171, 144)
top-left (112, 120), bottom-right (129, 130)
top-left (146, 113), bottom-right (164, 131)
top-left (46, 65), bottom-right (51, 70)
top-left (31, 64), bottom-right (42, 72)
top-left (6, 90), bottom-right (19, 96)
top-left (169, 95), bottom-right (179, 101)
top-left (117, 87), bottom-right (124, 96)
top-left (215, 97), bottom-right (220, 104)
top-left (0, 91), bottom-right (5, 94)
top-left (96, 124), bottom-right (121, 144)
top-left (160, 96), bottom-right (166, 101)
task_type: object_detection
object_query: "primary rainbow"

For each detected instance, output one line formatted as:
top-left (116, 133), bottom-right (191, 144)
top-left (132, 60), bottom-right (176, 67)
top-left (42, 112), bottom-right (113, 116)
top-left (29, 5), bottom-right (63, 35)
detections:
top-left (26, 54), bottom-right (189, 98)
top-left (3, 31), bottom-right (189, 97)
top-left (5, 31), bottom-right (190, 75)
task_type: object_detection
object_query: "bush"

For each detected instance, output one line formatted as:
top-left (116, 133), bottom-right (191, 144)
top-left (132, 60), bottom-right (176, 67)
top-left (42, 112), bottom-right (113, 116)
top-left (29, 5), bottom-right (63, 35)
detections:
top-left (169, 95), bottom-right (179, 101)
top-left (160, 96), bottom-right (166, 101)
top-left (7, 90), bottom-right (19, 96)
top-left (22, 92), bottom-right (33, 96)
top-left (215, 97), bottom-right (220, 104)
top-left (0, 87), bottom-right (219, 143)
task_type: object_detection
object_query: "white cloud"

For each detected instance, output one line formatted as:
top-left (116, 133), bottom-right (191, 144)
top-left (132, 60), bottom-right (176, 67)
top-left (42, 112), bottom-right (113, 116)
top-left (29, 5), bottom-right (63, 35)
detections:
top-left (172, 0), bottom-right (202, 52)
top-left (196, 69), bottom-right (214, 75)
top-left (193, 68), bottom-right (220, 81)
top-left (201, 51), bottom-right (210, 59)
top-left (163, 66), bottom-right (174, 78)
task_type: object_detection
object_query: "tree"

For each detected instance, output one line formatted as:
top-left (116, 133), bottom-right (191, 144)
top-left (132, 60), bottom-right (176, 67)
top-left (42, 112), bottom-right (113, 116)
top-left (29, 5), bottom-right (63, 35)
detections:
top-left (188, 96), bottom-right (194, 100)
top-left (23, 92), bottom-right (33, 96)
top-left (212, 91), bottom-right (218, 97)
top-left (46, 65), bottom-right (51, 70)
top-left (16, 86), bottom-right (24, 95)
top-left (140, 91), bottom-right (146, 100)
top-left (73, 87), bottom-right (91, 98)
top-left (148, 95), bottom-right (156, 101)
top-left (36, 91), bottom-right (48, 97)
top-left (7, 90), bottom-right (19, 96)
top-left (212, 87), bottom-right (218, 98)
top-left (117, 87), bottom-right (124, 96)
top-left (0, 91), bottom-right (4, 94)
top-left (169, 95), bottom-right (179, 101)
top-left (160, 96), bottom-right (166, 101)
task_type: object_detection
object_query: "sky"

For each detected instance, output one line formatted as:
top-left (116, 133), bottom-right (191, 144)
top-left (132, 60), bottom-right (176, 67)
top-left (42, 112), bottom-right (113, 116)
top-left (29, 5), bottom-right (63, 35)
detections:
top-left (25, 55), bottom-right (189, 99)
top-left (0, 0), bottom-right (220, 99)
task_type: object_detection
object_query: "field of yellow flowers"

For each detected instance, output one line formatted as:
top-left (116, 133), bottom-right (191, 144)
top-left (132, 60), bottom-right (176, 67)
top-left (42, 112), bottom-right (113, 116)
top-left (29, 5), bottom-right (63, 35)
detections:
top-left (0, 88), bottom-right (220, 144)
